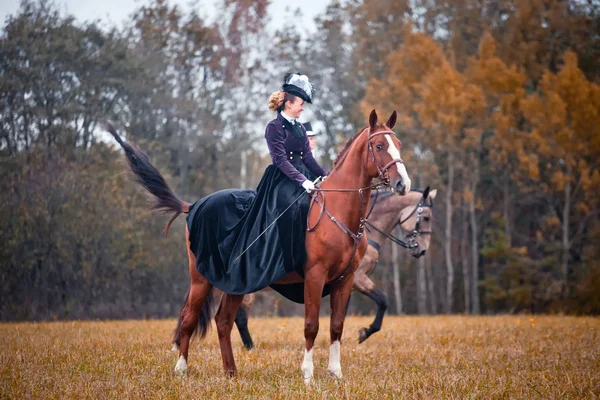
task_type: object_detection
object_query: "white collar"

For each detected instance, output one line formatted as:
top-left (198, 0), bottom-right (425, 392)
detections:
top-left (281, 111), bottom-right (296, 125)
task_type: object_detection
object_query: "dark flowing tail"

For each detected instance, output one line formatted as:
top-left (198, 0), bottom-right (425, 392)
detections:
top-left (173, 288), bottom-right (215, 345)
top-left (104, 122), bottom-right (191, 235)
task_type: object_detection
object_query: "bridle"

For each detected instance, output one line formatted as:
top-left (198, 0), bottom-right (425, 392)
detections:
top-left (367, 130), bottom-right (404, 184)
top-left (307, 129), bottom-right (405, 283)
top-left (365, 194), bottom-right (433, 251)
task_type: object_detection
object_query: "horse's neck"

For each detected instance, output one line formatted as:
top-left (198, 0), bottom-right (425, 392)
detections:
top-left (327, 137), bottom-right (372, 190)
top-left (322, 139), bottom-right (372, 231)
top-left (369, 192), bottom-right (420, 240)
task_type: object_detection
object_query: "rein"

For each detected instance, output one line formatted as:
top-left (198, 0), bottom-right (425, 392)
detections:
top-left (306, 129), bottom-right (404, 283)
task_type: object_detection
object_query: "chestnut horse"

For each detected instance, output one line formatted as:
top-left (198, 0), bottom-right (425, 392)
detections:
top-left (232, 187), bottom-right (437, 349)
top-left (105, 110), bottom-right (410, 383)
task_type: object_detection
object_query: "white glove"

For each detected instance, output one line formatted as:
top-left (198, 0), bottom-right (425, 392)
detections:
top-left (302, 180), bottom-right (315, 193)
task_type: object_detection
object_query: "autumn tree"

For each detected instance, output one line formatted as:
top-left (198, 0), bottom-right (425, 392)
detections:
top-left (520, 51), bottom-right (600, 300)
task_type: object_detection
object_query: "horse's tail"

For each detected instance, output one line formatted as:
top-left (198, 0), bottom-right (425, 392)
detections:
top-left (172, 288), bottom-right (215, 345)
top-left (104, 122), bottom-right (191, 235)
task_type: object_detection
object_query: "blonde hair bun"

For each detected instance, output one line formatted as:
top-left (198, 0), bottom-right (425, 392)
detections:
top-left (268, 90), bottom-right (285, 111)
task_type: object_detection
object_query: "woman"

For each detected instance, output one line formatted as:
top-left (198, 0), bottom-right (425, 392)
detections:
top-left (185, 73), bottom-right (328, 302)
top-left (256, 73), bottom-right (329, 287)
top-left (264, 74), bottom-right (328, 195)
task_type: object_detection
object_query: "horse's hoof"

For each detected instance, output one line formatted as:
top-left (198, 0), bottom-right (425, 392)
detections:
top-left (358, 328), bottom-right (369, 344)
top-left (224, 370), bottom-right (236, 378)
top-left (170, 344), bottom-right (179, 353)
top-left (328, 366), bottom-right (343, 379)
top-left (174, 356), bottom-right (188, 378)
top-left (301, 367), bottom-right (314, 386)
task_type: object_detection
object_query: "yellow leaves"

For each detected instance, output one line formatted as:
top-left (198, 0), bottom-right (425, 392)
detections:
top-left (517, 148), bottom-right (539, 180)
top-left (516, 247), bottom-right (528, 256)
top-left (415, 59), bottom-right (486, 141)
top-left (467, 33), bottom-right (526, 96)
top-left (463, 127), bottom-right (483, 148)
top-left (551, 170), bottom-right (566, 191)
top-left (578, 203), bottom-right (590, 215)
top-left (477, 32), bottom-right (497, 60)
top-left (522, 50), bottom-right (600, 168)
top-left (545, 216), bottom-right (560, 228)
top-left (362, 32), bottom-right (446, 120)
top-left (463, 187), bottom-right (473, 203)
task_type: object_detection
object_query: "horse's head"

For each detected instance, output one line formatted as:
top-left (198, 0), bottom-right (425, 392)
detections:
top-left (366, 110), bottom-right (411, 195)
top-left (398, 187), bottom-right (437, 258)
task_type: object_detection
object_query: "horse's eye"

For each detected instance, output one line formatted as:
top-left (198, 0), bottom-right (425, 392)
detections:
top-left (424, 217), bottom-right (431, 222)
top-left (376, 144), bottom-right (384, 151)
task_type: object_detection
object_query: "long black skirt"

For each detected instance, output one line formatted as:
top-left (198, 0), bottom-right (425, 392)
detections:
top-left (186, 164), bottom-right (330, 303)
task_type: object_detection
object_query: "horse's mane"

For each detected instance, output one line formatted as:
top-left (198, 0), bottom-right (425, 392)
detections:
top-left (332, 127), bottom-right (366, 168)
top-left (332, 124), bottom-right (382, 169)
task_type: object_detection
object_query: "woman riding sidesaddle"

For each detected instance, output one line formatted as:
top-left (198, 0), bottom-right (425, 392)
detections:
top-left (186, 73), bottom-right (329, 302)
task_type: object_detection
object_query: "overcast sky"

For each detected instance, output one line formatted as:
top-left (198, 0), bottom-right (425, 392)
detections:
top-left (0, 0), bottom-right (327, 33)
top-left (0, 0), bottom-right (330, 142)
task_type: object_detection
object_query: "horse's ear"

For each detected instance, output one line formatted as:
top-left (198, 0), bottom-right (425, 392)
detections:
top-left (386, 111), bottom-right (397, 129)
top-left (369, 109), bottom-right (378, 130)
top-left (428, 188), bottom-right (437, 200)
top-left (423, 186), bottom-right (430, 200)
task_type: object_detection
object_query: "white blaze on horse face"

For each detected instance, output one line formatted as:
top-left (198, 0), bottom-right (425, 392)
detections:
top-left (385, 135), bottom-right (411, 192)
top-left (327, 340), bottom-right (343, 379)
top-left (301, 348), bottom-right (314, 384)
top-left (175, 355), bottom-right (188, 377)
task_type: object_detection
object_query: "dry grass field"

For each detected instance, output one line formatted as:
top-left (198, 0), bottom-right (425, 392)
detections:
top-left (1, 316), bottom-right (598, 399)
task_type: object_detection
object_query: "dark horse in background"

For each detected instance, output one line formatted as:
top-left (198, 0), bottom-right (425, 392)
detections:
top-left (105, 110), bottom-right (411, 384)
top-left (232, 187), bottom-right (437, 350)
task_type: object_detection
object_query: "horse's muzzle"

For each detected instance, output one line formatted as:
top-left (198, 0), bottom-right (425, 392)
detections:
top-left (394, 179), bottom-right (407, 196)
top-left (412, 249), bottom-right (426, 258)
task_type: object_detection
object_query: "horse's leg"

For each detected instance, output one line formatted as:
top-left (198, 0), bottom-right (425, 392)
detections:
top-left (302, 268), bottom-right (326, 385)
top-left (235, 293), bottom-right (255, 350)
top-left (327, 272), bottom-right (355, 379)
top-left (174, 229), bottom-right (214, 377)
top-left (215, 293), bottom-right (245, 377)
top-left (354, 271), bottom-right (388, 344)
top-left (358, 288), bottom-right (388, 343)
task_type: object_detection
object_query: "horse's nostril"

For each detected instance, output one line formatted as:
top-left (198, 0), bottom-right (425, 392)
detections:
top-left (395, 181), bottom-right (405, 193)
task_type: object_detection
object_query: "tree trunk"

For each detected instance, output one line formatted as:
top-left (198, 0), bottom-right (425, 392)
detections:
top-left (470, 157), bottom-right (481, 314)
top-left (425, 253), bottom-right (438, 313)
top-left (561, 163), bottom-right (571, 298)
top-left (417, 256), bottom-right (427, 314)
top-left (461, 209), bottom-right (470, 313)
top-left (503, 171), bottom-right (512, 246)
top-left (392, 227), bottom-right (403, 314)
top-left (469, 181), bottom-right (481, 314)
top-left (444, 153), bottom-right (455, 314)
